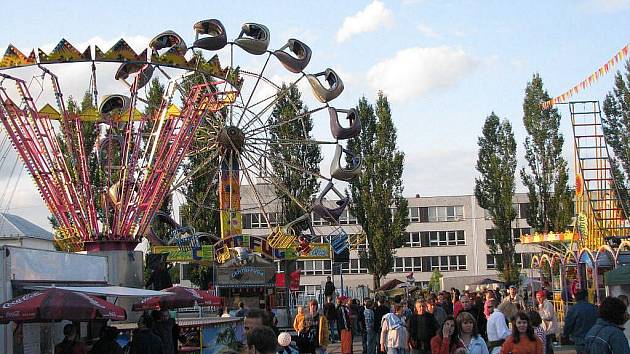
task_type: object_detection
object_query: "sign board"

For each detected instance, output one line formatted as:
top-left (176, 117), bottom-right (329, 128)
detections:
top-left (215, 265), bottom-right (276, 288)
top-left (152, 237), bottom-right (332, 262)
top-left (152, 245), bottom-right (214, 262)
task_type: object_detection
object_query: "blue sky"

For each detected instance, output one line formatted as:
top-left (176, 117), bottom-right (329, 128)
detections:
top-left (0, 0), bottom-right (629, 229)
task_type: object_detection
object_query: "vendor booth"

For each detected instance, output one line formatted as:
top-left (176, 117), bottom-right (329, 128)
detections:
top-left (0, 246), bottom-right (109, 353)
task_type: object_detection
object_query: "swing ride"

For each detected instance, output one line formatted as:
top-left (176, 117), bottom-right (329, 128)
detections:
top-left (0, 19), bottom-right (363, 263)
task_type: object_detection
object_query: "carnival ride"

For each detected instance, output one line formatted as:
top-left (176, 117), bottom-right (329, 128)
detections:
top-left (521, 44), bottom-right (630, 313)
top-left (0, 19), bottom-right (364, 260)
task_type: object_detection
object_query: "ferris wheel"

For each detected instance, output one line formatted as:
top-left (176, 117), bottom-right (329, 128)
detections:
top-left (0, 19), bottom-right (364, 255)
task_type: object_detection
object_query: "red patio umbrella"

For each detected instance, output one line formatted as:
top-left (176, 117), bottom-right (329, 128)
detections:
top-left (132, 286), bottom-right (222, 311)
top-left (0, 288), bottom-right (126, 323)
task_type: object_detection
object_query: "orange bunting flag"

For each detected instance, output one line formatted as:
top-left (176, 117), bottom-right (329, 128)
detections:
top-left (541, 43), bottom-right (630, 109)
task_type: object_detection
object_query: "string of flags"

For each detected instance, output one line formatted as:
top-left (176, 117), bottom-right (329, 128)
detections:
top-left (541, 43), bottom-right (629, 109)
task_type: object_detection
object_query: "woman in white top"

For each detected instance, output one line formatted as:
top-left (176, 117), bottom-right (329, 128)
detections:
top-left (486, 301), bottom-right (517, 354)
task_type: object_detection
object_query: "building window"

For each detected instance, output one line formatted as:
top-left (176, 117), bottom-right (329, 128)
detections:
top-left (243, 212), bottom-right (279, 229)
top-left (486, 255), bottom-right (497, 270)
top-left (405, 232), bottom-right (422, 247)
top-left (393, 257), bottom-right (422, 272)
top-left (408, 207), bottom-right (429, 223)
top-left (512, 228), bottom-right (530, 243)
top-left (339, 209), bottom-right (358, 225)
top-left (426, 230), bottom-right (465, 247)
top-left (426, 255), bottom-right (467, 272)
top-left (425, 206), bottom-right (464, 222)
top-left (300, 260), bottom-right (333, 275)
top-left (311, 212), bottom-right (328, 226)
top-left (486, 229), bottom-right (496, 245)
top-left (517, 203), bottom-right (530, 219)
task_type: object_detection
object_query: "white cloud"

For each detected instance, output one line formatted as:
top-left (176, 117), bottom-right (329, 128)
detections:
top-left (336, 1), bottom-right (394, 43)
top-left (366, 46), bottom-right (478, 102)
top-left (417, 23), bottom-right (439, 38)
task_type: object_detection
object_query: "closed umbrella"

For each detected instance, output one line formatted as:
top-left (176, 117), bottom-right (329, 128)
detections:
top-left (132, 286), bottom-right (222, 311)
top-left (0, 288), bottom-right (126, 323)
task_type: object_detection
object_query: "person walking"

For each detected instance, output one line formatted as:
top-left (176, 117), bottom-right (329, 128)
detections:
top-left (459, 294), bottom-right (487, 340)
top-left (374, 297), bottom-right (391, 354)
top-left (325, 276), bottom-right (336, 302)
top-left (455, 311), bottom-right (488, 354)
top-left (246, 326), bottom-right (278, 354)
top-left (427, 296), bottom-right (447, 327)
top-left (88, 326), bottom-right (123, 354)
top-left (55, 324), bottom-right (88, 354)
top-left (152, 309), bottom-right (179, 354)
top-left (487, 301), bottom-right (517, 354)
top-left (338, 296), bottom-right (353, 354)
top-left (499, 312), bottom-right (543, 354)
top-left (324, 297), bottom-right (339, 342)
top-left (128, 314), bottom-right (164, 354)
top-left (409, 298), bottom-right (438, 354)
top-left (584, 296), bottom-right (630, 354)
top-left (562, 289), bottom-right (597, 354)
top-left (380, 304), bottom-right (409, 354)
top-left (364, 298), bottom-right (377, 354)
top-left (298, 299), bottom-right (329, 354)
top-left (236, 302), bottom-right (248, 317)
top-left (528, 311), bottom-right (546, 354)
top-left (430, 316), bottom-right (461, 354)
top-left (503, 285), bottom-right (526, 310)
top-left (535, 290), bottom-right (557, 354)
top-left (294, 305), bottom-right (305, 334)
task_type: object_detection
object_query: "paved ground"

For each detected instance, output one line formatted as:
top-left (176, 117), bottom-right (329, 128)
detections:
top-left (325, 338), bottom-right (577, 354)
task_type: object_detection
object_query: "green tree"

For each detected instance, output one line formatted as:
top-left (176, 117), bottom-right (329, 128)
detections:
top-left (602, 60), bottom-right (630, 217)
top-left (520, 74), bottom-right (573, 233)
top-left (269, 84), bottom-right (322, 225)
top-left (428, 269), bottom-right (443, 292)
top-left (348, 93), bottom-right (408, 289)
top-left (475, 112), bottom-right (520, 285)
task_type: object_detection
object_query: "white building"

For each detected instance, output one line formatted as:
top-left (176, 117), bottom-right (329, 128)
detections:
top-left (0, 213), bottom-right (54, 250)
top-left (239, 184), bottom-right (537, 297)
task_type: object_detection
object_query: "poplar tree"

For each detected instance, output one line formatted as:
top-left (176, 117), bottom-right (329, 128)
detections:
top-left (520, 74), bottom-right (573, 233)
top-left (348, 93), bottom-right (408, 289)
top-left (602, 60), bottom-right (630, 216)
top-left (269, 84), bottom-right (322, 225)
top-left (475, 112), bottom-right (519, 285)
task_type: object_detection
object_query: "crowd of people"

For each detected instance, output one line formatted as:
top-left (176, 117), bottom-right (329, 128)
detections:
top-left (284, 284), bottom-right (630, 354)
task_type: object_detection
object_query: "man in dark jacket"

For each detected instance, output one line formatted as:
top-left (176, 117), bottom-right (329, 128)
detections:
top-left (563, 289), bottom-right (598, 354)
top-left (324, 276), bottom-right (336, 301)
top-left (584, 296), bottom-right (630, 354)
top-left (130, 314), bottom-right (164, 354)
top-left (373, 297), bottom-right (390, 354)
top-left (145, 262), bottom-right (173, 291)
top-left (323, 297), bottom-right (338, 342)
top-left (409, 298), bottom-right (438, 354)
top-left (459, 294), bottom-right (487, 340)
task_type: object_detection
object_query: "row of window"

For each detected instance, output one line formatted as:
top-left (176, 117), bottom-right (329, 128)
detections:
top-left (486, 253), bottom-right (535, 270)
top-left (408, 206), bottom-right (464, 222)
top-left (484, 203), bottom-right (530, 220)
top-left (405, 230), bottom-right (466, 247)
top-left (243, 203), bottom-right (531, 229)
top-left (394, 255), bottom-right (468, 272)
